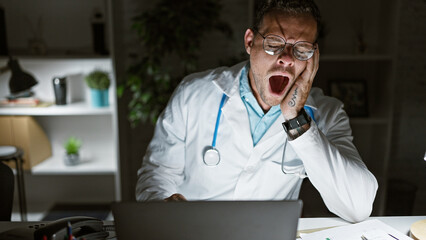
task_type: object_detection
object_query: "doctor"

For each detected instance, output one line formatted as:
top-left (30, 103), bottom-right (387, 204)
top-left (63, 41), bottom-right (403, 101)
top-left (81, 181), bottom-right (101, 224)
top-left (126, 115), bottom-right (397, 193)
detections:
top-left (136, 0), bottom-right (378, 223)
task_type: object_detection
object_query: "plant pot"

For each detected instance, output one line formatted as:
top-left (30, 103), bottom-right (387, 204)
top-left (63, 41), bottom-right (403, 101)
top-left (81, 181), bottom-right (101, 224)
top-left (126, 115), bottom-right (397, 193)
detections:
top-left (64, 153), bottom-right (80, 166)
top-left (90, 88), bottom-right (109, 107)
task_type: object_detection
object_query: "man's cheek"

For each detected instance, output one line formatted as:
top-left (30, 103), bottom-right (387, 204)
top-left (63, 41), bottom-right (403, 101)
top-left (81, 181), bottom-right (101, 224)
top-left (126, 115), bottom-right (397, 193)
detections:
top-left (295, 63), bottom-right (307, 79)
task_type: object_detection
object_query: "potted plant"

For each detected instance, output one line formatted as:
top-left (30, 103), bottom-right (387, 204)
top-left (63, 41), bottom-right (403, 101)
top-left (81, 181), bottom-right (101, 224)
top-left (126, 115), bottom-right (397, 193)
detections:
top-left (118, 0), bottom-right (232, 126)
top-left (85, 70), bottom-right (111, 107)
top-left (63, 136), bottom-right (82, 166)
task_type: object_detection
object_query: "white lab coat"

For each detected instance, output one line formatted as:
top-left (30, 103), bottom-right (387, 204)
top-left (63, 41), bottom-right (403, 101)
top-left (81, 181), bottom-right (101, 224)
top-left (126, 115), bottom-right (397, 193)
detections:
top-left (136, 61), bottom-right (378, 223)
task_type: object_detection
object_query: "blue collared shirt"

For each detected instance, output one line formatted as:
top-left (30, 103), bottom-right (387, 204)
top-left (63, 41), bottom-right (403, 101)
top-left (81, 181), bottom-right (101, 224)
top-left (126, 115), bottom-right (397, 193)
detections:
top-left (239, 66), bottom-right (281, 146)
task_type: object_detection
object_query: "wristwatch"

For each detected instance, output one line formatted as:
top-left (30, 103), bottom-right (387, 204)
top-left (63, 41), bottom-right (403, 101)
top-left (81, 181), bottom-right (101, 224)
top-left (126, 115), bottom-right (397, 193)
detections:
top-left (282, 109), bottom-right (311, 139)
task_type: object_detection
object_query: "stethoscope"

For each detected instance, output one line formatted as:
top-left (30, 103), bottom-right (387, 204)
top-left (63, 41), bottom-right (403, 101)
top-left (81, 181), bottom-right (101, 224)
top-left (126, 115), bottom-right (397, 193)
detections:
top-left (203, 93), bottom-right (228, 166)
top-left (202, 93), bottom-right (317, 177)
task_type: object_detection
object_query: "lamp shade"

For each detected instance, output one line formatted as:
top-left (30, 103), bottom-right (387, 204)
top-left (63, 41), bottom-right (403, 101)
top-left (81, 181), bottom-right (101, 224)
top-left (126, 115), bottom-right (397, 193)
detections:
top-left (8, 58), bottom-right (38, 94)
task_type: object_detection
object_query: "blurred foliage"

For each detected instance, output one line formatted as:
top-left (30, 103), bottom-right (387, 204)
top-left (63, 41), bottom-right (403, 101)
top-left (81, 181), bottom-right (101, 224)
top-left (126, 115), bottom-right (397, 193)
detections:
top-left (118, 0), bottom-right (232, 127)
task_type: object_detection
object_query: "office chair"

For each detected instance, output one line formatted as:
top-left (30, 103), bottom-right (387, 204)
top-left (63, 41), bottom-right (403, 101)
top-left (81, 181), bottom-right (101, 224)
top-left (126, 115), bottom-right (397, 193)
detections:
top-left (0, 161), bottom-right (14, 221)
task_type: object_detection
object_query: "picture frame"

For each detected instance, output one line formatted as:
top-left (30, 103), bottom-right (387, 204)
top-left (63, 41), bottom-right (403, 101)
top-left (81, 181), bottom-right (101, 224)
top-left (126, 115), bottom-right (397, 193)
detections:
top-left (328, 79), bottom-right (369, 117)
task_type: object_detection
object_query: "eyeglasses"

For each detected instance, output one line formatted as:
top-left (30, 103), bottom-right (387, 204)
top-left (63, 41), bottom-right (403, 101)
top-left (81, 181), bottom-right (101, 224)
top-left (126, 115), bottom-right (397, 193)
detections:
top-left (253, 28), bottom-right (317, 61)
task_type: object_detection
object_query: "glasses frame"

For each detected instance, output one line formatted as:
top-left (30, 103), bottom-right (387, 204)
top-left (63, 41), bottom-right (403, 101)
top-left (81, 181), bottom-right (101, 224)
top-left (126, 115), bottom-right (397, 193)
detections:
top-left (252, 28), bottom-right (317, 61)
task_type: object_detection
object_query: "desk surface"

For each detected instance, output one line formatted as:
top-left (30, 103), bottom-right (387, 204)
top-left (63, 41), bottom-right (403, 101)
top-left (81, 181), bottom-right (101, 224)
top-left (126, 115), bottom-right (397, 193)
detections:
top-left (298, 216), bottom-right (426, 236)
top-left (0, 216), bottom-right (425, 239)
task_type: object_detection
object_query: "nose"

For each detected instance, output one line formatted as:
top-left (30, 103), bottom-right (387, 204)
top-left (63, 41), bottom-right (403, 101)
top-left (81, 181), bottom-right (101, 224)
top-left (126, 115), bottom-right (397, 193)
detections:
top-left (277, 44), bottom-right (294, 66)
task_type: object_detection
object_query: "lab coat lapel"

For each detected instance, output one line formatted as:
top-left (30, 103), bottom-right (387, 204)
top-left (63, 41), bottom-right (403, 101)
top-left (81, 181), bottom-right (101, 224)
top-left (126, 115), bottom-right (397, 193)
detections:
top-left (214, 61), bottom-right (253, 150)
top-left (221, 90), bottom-right (254, 150)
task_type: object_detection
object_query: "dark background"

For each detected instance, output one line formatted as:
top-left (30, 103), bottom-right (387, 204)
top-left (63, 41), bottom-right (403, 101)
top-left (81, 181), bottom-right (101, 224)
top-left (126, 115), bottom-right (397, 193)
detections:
top-left (112, 0), bottom-right (426, 216)
top-left (0, 0), bottom-right (424, 218)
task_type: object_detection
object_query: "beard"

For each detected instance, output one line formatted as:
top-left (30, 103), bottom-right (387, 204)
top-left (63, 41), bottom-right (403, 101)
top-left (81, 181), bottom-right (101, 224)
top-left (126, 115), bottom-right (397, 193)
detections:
top-left (249, 65), bottom-right (295, 108)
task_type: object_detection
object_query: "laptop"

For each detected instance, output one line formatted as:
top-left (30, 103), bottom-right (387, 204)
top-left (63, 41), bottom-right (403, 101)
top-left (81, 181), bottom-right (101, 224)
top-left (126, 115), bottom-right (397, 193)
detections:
top-left (112, 200), bottom-right (303, 240)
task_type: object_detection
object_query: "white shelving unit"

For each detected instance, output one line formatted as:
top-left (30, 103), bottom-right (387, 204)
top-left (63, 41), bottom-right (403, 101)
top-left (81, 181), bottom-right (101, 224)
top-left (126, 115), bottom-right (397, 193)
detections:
top-left (0, 100), bottom-right (117, 175)
top-left (32, 151), bottom-right (116, 175)
top-left (0, 0), bottom-right (119, 218)
top-left (0, 101), bottom-right (113, 116)
top-left (0, 57), bottom-right (119, 210)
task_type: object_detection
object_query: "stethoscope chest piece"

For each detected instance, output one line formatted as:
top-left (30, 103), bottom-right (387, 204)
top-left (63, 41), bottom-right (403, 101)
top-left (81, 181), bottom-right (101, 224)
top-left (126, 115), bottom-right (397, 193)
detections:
top-left (203, 147), bottom-right (220, 166)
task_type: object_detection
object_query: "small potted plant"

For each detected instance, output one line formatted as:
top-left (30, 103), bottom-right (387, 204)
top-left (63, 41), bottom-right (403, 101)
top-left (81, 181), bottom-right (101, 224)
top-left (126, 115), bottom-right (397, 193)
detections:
top-left (85, 70), bottom-right (110, 107)
top-left (64, 136), bottom-right (82, 166)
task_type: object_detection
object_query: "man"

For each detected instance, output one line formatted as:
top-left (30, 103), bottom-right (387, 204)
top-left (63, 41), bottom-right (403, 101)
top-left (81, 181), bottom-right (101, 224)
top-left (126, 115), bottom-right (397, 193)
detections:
top-left (136, 0), bottom-right (378, 223)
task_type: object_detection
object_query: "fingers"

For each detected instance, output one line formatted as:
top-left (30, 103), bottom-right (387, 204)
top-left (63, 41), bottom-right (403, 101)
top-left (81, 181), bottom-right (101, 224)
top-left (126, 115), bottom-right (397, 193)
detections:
top-left (301, 47), bottom-right (319, 85)
top-left (280, 48), bottom-right (320, 119)
top-left (164, 193), bottom-right (187, 202)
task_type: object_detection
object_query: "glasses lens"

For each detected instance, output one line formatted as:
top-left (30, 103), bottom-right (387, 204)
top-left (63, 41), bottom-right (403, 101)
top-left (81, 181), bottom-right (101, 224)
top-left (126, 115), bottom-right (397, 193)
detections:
top-left (293, 42), bottom-right (315, 61)
top-left (263, 35), bottom-right (285, 55)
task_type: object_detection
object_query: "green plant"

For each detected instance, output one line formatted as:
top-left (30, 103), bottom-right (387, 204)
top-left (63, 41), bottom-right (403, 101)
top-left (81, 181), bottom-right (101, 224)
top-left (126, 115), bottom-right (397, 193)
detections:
top-left (85, 70), bottom-right (111, 90)
top-left (64, 137), bottom-right (82, 155)
top-left (118, 0), bottom-right (232, 127)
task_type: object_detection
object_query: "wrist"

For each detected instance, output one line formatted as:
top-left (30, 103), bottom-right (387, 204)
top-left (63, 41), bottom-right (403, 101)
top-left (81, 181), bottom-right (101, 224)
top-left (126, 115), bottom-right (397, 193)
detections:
top-left (286, 122), bottom-right (311, 140)
top-left (282, 109), bottom-right (312, 140)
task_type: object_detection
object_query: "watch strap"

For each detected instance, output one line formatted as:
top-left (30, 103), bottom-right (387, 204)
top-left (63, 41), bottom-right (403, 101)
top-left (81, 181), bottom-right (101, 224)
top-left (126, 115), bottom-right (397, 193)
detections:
top-left (282, 109), bottom-right (311, 133)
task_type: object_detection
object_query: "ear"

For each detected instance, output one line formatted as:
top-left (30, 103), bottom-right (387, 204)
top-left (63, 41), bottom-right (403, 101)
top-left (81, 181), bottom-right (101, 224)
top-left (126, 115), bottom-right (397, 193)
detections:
top-left (244, 29), bottom-right (255, 55)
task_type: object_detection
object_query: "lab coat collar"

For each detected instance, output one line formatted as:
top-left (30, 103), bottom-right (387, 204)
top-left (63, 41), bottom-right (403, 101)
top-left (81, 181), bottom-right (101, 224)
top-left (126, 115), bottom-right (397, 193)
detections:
top-left (212, 61), bottom-right (248, 97)
top-left (305, 93), bottom-right (318, 111)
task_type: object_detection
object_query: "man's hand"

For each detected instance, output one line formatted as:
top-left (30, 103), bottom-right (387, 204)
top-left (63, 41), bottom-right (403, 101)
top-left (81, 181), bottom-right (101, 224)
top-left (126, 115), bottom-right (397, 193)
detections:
top-left (164, 193), bottom-right (187, 202)
top-left (280, 47), bottom-right (319, 120)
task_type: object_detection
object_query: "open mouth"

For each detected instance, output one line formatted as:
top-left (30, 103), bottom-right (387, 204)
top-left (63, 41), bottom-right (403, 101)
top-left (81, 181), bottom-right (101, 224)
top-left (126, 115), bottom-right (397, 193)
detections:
top-left (269, 75), bottom-right (289, 95)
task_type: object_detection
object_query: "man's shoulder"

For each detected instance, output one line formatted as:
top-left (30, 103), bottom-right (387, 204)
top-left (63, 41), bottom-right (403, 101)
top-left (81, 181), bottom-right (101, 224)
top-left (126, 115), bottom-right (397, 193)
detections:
top-left (180, 61), bottom-right (247, 89)
top-left (309, 87), bottom-right (343, 109)
top-left (309, 87), bottom-right (348, 127)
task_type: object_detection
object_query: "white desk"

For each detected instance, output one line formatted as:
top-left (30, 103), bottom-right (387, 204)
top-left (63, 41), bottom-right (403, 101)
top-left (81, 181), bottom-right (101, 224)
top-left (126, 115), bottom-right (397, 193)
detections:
top-left (298, 216), bottom-right (426, 237)
top-left (0, 216), bottom-right (424, 239)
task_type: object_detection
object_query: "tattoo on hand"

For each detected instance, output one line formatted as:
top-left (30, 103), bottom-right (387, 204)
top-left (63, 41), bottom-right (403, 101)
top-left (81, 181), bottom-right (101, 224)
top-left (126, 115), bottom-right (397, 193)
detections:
top-left (288, 87), bottom-right (298, 107)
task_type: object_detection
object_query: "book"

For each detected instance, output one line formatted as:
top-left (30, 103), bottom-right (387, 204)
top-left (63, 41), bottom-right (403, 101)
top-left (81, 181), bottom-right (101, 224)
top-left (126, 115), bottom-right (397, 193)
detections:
top-left (0, 97), bottom-right (41, 107)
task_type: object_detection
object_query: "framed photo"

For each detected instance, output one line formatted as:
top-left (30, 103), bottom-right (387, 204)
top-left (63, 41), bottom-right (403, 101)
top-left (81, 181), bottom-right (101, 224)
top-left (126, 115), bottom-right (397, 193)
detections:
top-left (328, 79), bottom-right (369, 117)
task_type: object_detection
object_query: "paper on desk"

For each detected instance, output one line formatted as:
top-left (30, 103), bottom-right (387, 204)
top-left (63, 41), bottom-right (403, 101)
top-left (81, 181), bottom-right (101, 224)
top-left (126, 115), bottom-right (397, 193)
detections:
top-left (300, 219), bottom-right (413, 240)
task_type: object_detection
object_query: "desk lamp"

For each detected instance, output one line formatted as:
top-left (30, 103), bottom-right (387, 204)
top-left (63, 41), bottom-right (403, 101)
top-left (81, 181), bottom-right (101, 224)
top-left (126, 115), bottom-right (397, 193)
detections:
top-left (0, 57), bottom-right (38, 99)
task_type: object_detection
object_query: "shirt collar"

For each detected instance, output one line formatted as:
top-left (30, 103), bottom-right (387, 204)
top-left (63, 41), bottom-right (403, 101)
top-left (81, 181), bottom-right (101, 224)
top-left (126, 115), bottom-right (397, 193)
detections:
top-left (239, 65), bottom-right (252, 99)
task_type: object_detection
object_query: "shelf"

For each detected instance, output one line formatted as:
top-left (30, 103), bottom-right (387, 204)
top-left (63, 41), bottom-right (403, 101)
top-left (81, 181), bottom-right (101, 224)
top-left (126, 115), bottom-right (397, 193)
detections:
top-left (0, 102), bottom-right (113, 116)
top-left (31, 151), bottom-right (116, 175)
top-left (320, 54), bottom-right (393, 62)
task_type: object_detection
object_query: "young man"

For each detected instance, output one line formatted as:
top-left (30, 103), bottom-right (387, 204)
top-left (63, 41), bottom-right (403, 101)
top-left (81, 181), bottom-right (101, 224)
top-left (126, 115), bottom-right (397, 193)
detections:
top-left (136, 0), bottom-right (378, 223)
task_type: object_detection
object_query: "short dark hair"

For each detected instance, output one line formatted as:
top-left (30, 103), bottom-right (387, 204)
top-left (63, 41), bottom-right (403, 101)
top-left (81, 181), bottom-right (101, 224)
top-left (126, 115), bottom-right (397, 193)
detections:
top-left (253, 0), bottom-right (321, 39)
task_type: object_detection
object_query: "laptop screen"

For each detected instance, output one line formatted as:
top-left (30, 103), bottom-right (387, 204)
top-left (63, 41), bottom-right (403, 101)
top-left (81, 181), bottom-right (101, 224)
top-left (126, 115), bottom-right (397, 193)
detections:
top-left (112, 200), bottom-right (302, 240)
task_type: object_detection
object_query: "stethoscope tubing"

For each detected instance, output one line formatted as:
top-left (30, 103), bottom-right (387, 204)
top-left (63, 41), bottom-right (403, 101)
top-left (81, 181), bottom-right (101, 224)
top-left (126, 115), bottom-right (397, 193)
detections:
top-left (211, 94), bottom-right (228, 148)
